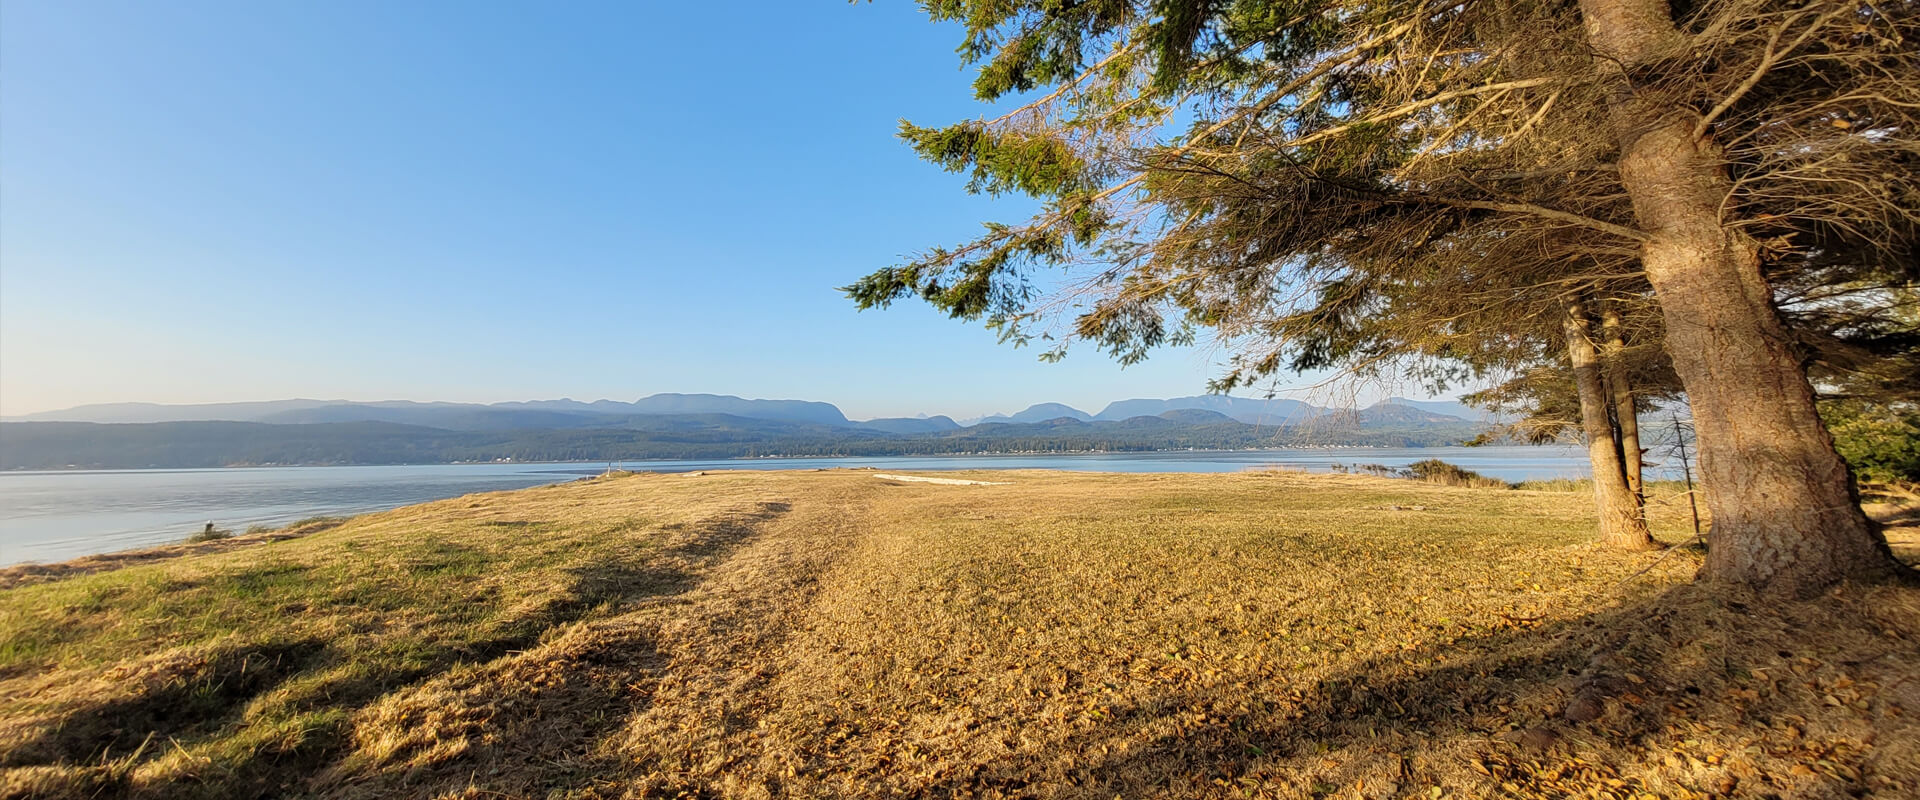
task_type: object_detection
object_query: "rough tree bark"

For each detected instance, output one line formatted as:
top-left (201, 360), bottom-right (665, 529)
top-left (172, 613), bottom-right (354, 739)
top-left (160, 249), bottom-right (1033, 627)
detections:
top-left (1565, 301), bottom-right (1660, 550)
top-left (1576, 0), bottom-right (1900, 594)
top-left (1600, 303), bottom-right (1646, 505)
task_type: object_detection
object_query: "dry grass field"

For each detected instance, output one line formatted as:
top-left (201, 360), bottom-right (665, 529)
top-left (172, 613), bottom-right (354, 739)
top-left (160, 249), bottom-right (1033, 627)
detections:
top-left (1, 469), bottom-right (1915, 800)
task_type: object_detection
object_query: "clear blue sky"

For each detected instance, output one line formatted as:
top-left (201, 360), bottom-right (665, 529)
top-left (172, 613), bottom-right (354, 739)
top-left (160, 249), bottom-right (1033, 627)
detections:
top-left (1, 0), bottom-right (1411, 420)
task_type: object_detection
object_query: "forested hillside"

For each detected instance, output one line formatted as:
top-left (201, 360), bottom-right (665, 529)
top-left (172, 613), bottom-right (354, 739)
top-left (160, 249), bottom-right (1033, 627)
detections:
top-left (0, 412), bottom-right (1487, 469)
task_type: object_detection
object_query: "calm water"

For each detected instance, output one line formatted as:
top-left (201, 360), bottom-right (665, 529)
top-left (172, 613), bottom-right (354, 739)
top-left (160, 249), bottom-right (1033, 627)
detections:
top-left (0, 446), bottom-right (1592, 566)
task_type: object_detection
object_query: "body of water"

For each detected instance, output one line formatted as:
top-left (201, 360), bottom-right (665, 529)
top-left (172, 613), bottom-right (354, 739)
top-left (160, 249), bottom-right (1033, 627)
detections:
top-left (0, 446), bottom-right (1592, 566)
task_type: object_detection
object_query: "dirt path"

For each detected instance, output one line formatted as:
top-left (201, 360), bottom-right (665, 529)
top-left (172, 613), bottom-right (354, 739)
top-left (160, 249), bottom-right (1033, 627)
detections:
top-left (313, 473), bottom-right (883, 799)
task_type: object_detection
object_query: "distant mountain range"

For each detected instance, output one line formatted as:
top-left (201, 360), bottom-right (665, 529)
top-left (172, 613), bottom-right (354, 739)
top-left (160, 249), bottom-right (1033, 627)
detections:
top-left (0, 393), bottom-right (1501, 469)
top-left (5, 394), bottom-right (853, 429)
top-left (7, 393), bottom-right (1494, 429)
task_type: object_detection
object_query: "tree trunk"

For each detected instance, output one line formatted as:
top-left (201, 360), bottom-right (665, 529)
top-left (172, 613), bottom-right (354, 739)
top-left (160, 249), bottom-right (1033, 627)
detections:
top-left (1576, 0), bottom-right (1900, 594)
top-left (1600, 303), bottom-right (1645, 505)
top-left (1565, 302), bottom-right (1659, 551)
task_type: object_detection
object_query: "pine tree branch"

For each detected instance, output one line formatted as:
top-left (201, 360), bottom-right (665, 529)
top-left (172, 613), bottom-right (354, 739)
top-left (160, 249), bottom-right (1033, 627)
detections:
top-left (1284, 78), bottom-right (1558, 151)
top-left (1441, 198), bottom-right (1649, 241)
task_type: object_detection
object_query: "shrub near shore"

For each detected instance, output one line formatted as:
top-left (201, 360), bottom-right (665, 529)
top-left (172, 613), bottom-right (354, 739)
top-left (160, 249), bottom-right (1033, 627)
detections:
top-left (1, 470), bottom-right (1914, 799)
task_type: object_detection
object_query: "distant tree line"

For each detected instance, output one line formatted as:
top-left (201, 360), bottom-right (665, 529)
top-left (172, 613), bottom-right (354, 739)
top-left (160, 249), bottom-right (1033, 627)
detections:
top-left (0, 418), bottom-right (1488, 470)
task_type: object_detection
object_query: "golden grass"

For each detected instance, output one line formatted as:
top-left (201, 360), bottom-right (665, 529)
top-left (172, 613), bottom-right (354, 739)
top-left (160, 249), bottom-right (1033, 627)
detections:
top-left (1, 469), bottom-right (1914, 799)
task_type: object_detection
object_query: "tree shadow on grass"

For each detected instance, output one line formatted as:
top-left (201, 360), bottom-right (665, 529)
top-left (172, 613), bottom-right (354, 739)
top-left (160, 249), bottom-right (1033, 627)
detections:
top-left (3, 502), bottom-right (795, 800)
top-left (306, 612), bottom-right (670, 800)
top-left (945, 582), bottom-right (1920, 799)
top-left (302, 502), bottom-right (798, 799)
top-left (1, 637), bottom-right (331, 769)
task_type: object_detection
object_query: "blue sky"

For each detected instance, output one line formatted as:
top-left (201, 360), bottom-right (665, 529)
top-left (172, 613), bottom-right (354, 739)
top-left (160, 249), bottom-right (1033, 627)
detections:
top-left (1, 0), bottom-right (1411, 420)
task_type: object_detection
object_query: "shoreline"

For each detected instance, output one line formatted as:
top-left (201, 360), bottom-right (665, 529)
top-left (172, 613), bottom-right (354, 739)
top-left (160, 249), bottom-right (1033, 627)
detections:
top-left (0, 515), bottom-right (350, 590)
top-left (0, 442), bottom-right (1572, 474)
top-left (0, 449), bottom-right (1598, 568)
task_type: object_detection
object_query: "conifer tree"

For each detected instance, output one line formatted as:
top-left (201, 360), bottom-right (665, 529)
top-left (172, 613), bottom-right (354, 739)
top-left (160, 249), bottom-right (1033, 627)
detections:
top-left (851, 0), bottom-right (1917, 594)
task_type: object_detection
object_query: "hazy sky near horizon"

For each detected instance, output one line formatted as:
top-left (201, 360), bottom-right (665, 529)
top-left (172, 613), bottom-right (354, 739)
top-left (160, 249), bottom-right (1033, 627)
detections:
top-left (2, 1), bottom-right (1433, 420)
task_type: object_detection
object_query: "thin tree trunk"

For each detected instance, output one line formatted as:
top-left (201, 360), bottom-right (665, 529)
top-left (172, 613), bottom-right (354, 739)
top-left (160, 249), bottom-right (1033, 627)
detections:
top-left (1600, 303), bottom-right (1645, 505)
top-left (1576, 0), bottom-right (1900, 594)
top-left (1565, 301), bottom-right (1659, 550)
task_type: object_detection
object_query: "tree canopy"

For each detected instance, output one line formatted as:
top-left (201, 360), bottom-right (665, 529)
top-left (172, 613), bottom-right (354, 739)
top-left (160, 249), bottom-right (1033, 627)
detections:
top-left (854, 0), bottom-right (1918, 594)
